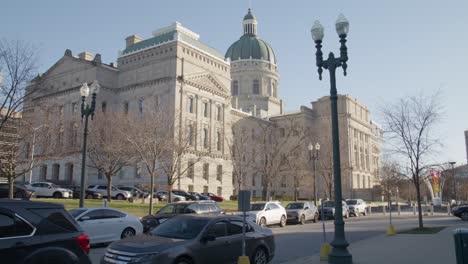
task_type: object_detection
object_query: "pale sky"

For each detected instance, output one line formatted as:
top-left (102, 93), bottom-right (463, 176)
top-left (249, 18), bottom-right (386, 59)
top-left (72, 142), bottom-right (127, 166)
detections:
top-left (1, 0), bottom-right (467, 165)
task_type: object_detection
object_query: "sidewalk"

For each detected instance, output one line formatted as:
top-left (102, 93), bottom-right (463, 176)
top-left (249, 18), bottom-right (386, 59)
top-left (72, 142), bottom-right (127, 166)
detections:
top-left (282, 223), bottom-right (462, 264)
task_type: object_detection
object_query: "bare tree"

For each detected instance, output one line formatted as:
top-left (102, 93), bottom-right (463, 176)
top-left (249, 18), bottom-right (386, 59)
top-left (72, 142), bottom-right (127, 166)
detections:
top-left (382, 92), bottom-right (443, 228)
top-left (125, 110), bottom-right (169, 214)
top-left (227, 124), bottom-right (256, 193)
top-left (253, 117), bottom-right (306, 200)
top-left (87, 113), bottom-right (134, 201)
top-left (0, 39), bottom-right (38, 131)
top-left (283, 146), bottom-right (309, 201)
top-left (379, 160), bottom-right (404, 205)
top-left (0, 118), bottom-right (50, 198)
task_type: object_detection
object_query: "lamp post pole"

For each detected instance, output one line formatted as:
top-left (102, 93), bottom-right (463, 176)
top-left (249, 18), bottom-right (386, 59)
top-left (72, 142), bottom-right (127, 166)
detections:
top-left (79, 81), bottom-right (99, 208)
top-left (450, 161), bottom-right (456, 205)
top-left (311, 14), bottom-right (352, 264)
top-left (309, 142), bottom-right (321, 206)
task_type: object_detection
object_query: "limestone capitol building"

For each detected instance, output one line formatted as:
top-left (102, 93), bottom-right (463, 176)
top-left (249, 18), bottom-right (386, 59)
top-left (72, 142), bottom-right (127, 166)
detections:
top-left (23, 9), bottom-right (382, 199)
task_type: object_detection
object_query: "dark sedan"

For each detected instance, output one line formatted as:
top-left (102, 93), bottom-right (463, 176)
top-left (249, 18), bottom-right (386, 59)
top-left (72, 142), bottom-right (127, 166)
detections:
top-left (103, 214), bottom-right (275, 264)
top-left (0, 183), bottom-right (35, 200)
top-left (65, 185), bottom-right (103, 199)
top-left (452, 205), bottom-right (468, 220)
top-left (172, 190), bottom-right (198, 200)
top-left (189, 191), bottom-right (211, 200)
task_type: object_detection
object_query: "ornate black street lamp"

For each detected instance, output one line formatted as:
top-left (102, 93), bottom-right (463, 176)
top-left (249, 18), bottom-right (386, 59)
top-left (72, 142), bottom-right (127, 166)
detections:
top-left (311, 14), bottom-right (352, 264)
top-left (308, 142), bottom-right (320, 206)
top-left (79, 80), bottom-right (99, 208)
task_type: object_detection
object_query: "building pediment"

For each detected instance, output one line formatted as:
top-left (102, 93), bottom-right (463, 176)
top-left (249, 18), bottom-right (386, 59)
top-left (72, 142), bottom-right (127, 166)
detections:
top-left (184, 72), bottom-right (229, 98)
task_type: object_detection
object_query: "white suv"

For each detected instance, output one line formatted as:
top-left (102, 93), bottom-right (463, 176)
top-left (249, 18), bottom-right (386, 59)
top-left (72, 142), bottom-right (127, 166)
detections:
top-left (87, 185), bottom-right (132, 200)
top-left (26, 182), bottom-right (73, 198)
top-left (346, 199), bottom-right (367, 216)
top-left (247, 201), bottom-right (287, 227)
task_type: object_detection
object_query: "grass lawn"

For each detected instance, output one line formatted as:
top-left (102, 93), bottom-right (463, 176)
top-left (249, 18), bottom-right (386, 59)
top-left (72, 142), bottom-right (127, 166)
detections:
top-left (398, 226), bottom-right (446, 234)
top-left (31, 198), bottom-right (296, 217)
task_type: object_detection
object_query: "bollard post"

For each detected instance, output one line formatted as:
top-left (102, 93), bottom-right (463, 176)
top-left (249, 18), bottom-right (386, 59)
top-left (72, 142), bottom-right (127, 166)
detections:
top-left (430, 205), bottom-right (434, 216)
top-left (103, 199), bottom-right (108, 208)
top-left (383, 205), bottom-right (386, 215)
top-left (369, 206), bottom-right (372, 216)
top-left (413, 205), bottom-right (416, 215)
top-left (398, 204), bottom-right (401, 216)
top-left (448, 205), bottom-right (452, 216)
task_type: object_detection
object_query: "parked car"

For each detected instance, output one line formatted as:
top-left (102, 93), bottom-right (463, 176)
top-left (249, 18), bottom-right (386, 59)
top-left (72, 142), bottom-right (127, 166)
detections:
top-left (0, 183), bottom-right (35, 200)
top-left (64, 185), bottom-right (103, 199)
top-left (452, 205), bottom-right (468, 220)
top-left (285, 202), bottom-right (319, 224)
top-left (346, 199), bottom-right (368, 216)
top-left (172, 189), bottom-right (198, 200)
top-left (117, 186), bottom-right (150, 199)
top-left (0, 200), bottom-right (91, 264)
top-left (87, 185), bottom-right (132, 200)
top-left (102, 214), bottom-right (275, 264)
top-left (247, 201), bottom-right (287, 227)
top-left (156, 190), bottom-right (186, 202)
top-left (189, 191), bottom-right (211, 200)
top-left (69, 207), bottom-right (143, 245)
top-left (319, 200), bottom-right (349, 220)
top-left (141, 200), bottom-right (222, 233)
top-left (26, 182), bottom-right (73, 198)
top-left (201, 192), bottom-right (225, 202)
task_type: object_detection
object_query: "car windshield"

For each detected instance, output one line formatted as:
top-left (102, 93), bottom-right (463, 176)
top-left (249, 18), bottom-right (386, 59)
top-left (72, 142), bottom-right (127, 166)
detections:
top-left (346, 200), bottom-right (357, 205)
top-left (157, 203), bottom-right (189, 214)
top-left (286, 203), bottom-right (304, 209)
top-left (69, 209), bottom-right (87, 218)
top-left (151, 217), bottom-right (209, 239)
top-left (322, 201), bottom-right (335, 207)
top-left (251, 203), bottom-right (266, 211)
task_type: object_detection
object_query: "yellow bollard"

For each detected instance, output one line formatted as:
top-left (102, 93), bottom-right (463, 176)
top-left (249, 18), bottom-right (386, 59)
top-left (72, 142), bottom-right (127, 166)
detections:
top-left (387, 224), bottom-right (396, 236)
top-left (320, 243), bottom-right (331, 261)
top-left (237, 256), bottom-right (250, 264)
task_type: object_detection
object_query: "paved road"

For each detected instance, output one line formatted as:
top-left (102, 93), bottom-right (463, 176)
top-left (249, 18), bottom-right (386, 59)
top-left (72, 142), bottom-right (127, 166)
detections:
top-left (89, 213), bottom-right (458, 264)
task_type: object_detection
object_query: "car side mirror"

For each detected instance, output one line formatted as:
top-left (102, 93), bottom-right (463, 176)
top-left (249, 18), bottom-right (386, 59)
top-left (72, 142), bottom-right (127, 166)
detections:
top-left (202, 235), bottom-right (216, 243)
top-left (48, 186), bottom-right (52, 189)
top-left (265, 208), bottom-right (270, 211)
top-left (304, 207), bottom-right (309, 210)
top-left (79, 216), bottom-right (91, 221)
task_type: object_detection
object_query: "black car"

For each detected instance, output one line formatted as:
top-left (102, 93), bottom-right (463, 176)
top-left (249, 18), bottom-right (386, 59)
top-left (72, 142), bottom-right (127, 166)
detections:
top-left (452, 205), bottom-right (468, 220)
top-left (64, 185), bottom-right (103, 199)
top-left (141, 201), bottom-right (222, 233)
top-left (172, 190), bottom-right (198, 200)
top-left (103, 214), bottom-right (275, 264)
top-left (0, 200), bottom-right (91, 264)
top-left (0, 183), bottom-right (35, 200)
top-left (189, 191), bottom-right (211, 200)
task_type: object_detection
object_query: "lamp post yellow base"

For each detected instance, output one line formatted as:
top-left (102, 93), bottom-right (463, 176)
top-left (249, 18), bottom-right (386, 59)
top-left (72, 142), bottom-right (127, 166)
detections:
top-left (320, 243), bottom-right (331, 261)
top-left (237, 256), bottom-right (250, 264)
top-left (387, 224), bottom-right (396, 236)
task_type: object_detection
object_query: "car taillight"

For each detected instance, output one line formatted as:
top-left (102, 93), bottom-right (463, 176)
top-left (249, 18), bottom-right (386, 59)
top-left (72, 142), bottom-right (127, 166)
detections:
top-left (76, 234), bottom-right (90, 254)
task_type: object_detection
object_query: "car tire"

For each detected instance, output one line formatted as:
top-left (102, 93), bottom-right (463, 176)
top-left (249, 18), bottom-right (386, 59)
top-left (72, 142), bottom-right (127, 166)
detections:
top-left (344, 211), bottom-right (349, 219)
top-left (86, 194), bottom-right (93, 199)
top-left (259, 217), bottom-right (267, 227)
top-left (251, 247), bottom-right (268, 264)
top-left (121, 227), bottom-right (136, 239)
top-left (355, 209), bottom-right (359, 217)
top-left (363, 209), bottom-right (367, 216)
top-left (174, 257), bottom-right (193, 264)
top-left (116, 194), bottom-right (125, 200)
top-left (14, 192), bottom-right (24, 199)
top-left (461, 212), bottom-right (468, 221)
top-left (299, 215), bottom-right (306, 225)
top-left (313, 213), bottom-right (318, 223)
top-left (53, 192), bottom-right (62, 199)
top-left (280, 215), bottom-right (287, 227)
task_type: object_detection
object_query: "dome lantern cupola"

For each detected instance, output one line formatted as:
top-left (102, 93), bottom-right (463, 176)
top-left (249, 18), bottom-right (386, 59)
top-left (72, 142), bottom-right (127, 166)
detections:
top-left (243, 8), bottom-right (257, 35)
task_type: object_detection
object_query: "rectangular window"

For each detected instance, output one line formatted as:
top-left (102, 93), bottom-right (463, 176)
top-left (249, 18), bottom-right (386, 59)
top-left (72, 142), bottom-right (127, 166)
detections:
top-left (201, 128), bottom-right (208, 148)
top-left (217, 165), bottom-right (222, 182)
top-left (101, 102), bottom-right (107, 113)
top-left (203, 186), bottom-right (209, 193)
top-left (138, 98), bottom-right (144, 115)
top-left (232, 81), bottom-right (239, 95)
top-left (253, 80), bottom-right (259, 94)
top-left (217, 187), bottom-right (222, 197)
top-left (187, 97), bottom-right (194, 113)
top-left (216, 130), bottom-right (222, 151)
top-left (123, 102), bottom-right (129, 115)
top-left (216, 106), bottom-right (222, 121)
top-left (187, 124), bottom-right (194, 146)
top-left (188, 185), bottom-right (194, 192)
top-left (203, 163), bottom-right (209, 181)
top-left (187, 161), bottom-right (194, 179)
top-left (71, 102), bottom-right (77, 115)
top-left (203, 102), bottom-right (209, 117)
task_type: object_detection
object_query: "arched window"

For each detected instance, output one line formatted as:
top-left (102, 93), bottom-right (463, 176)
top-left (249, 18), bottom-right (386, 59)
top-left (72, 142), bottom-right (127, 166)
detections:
top-left (232, 80), bottom-right (239, 95)
top-left (253, 79), bottom-right (259, 94)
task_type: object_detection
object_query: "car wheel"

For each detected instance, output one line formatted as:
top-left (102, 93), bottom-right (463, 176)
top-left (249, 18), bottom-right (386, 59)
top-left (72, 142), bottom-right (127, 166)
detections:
top-left (121, 227), bottom-right (136, 239)
top-left (344, 211), bottom-right (349, 219)
top-left (461, 212), bottom-right (468, 221)
top-left (280, 215), bottom-right (287, 227)
top-left (86, 194), bottom-right (93, 199)
top-left (259, 217), bottom-right (267, 227)
top-left (53, 192), bottom-right (62, 199)
top-left (251, 247), bottom-right (268, 264)
top-left (174, 198), bottom-right (180, 202)
top-left (313, 213), bottom-right (319, 223)
top-left (355, 209), bottom-right (359, 217)
top-left (14, 192), bottom-right (24, 199)
top-left (363, 209), bottom-right (367, 216)
top-left (116, 194), bottom-right (125, 200)
top-left (174, 257), bottom-right (193, 264)
top-left (299, 215), bottom-right (306, 225)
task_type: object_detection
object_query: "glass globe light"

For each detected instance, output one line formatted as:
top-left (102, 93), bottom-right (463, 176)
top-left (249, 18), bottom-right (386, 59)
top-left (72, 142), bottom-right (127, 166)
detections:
top-left (311, 20), bottom-right (324, 42)
top-left (335, 13), bottom-right (350, 36)
top-left (90, 80), bottom-right (100, 94)
top-left (80, 83), bottom-right (90, 97)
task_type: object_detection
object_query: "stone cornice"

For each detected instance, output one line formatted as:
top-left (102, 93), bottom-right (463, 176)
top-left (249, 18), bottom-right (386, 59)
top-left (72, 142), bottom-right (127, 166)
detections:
top-left (181, 77), bottom-right (230, 100)
top-left (116, 76), bottom-right (174, 93)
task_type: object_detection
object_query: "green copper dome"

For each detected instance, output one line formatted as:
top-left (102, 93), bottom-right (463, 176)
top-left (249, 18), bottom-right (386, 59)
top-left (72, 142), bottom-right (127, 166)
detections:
top-left (225, 35), bottom-right (276, 64)
top-left (225, 9), bottom-right (276, 64)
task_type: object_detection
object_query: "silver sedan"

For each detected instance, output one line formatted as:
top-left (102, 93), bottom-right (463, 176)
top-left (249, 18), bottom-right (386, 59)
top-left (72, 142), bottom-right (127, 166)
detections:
top-left (285, 202), bottom-right (319, 224)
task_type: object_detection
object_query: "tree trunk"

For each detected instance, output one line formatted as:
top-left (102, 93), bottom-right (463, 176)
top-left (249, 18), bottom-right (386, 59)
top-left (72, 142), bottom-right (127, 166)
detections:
top-left (262, 185), bottom-right (268, 201)
top-left (107, 175), bottom-right (112, 202)
top-left (149, 171), bottom-right (155, 215)
top-left (8, 176), bottom-right (14, 199)
top-left (168, 184), bottom-right (173, 202)
top-left (414, 175), bottom-right (424, 228)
